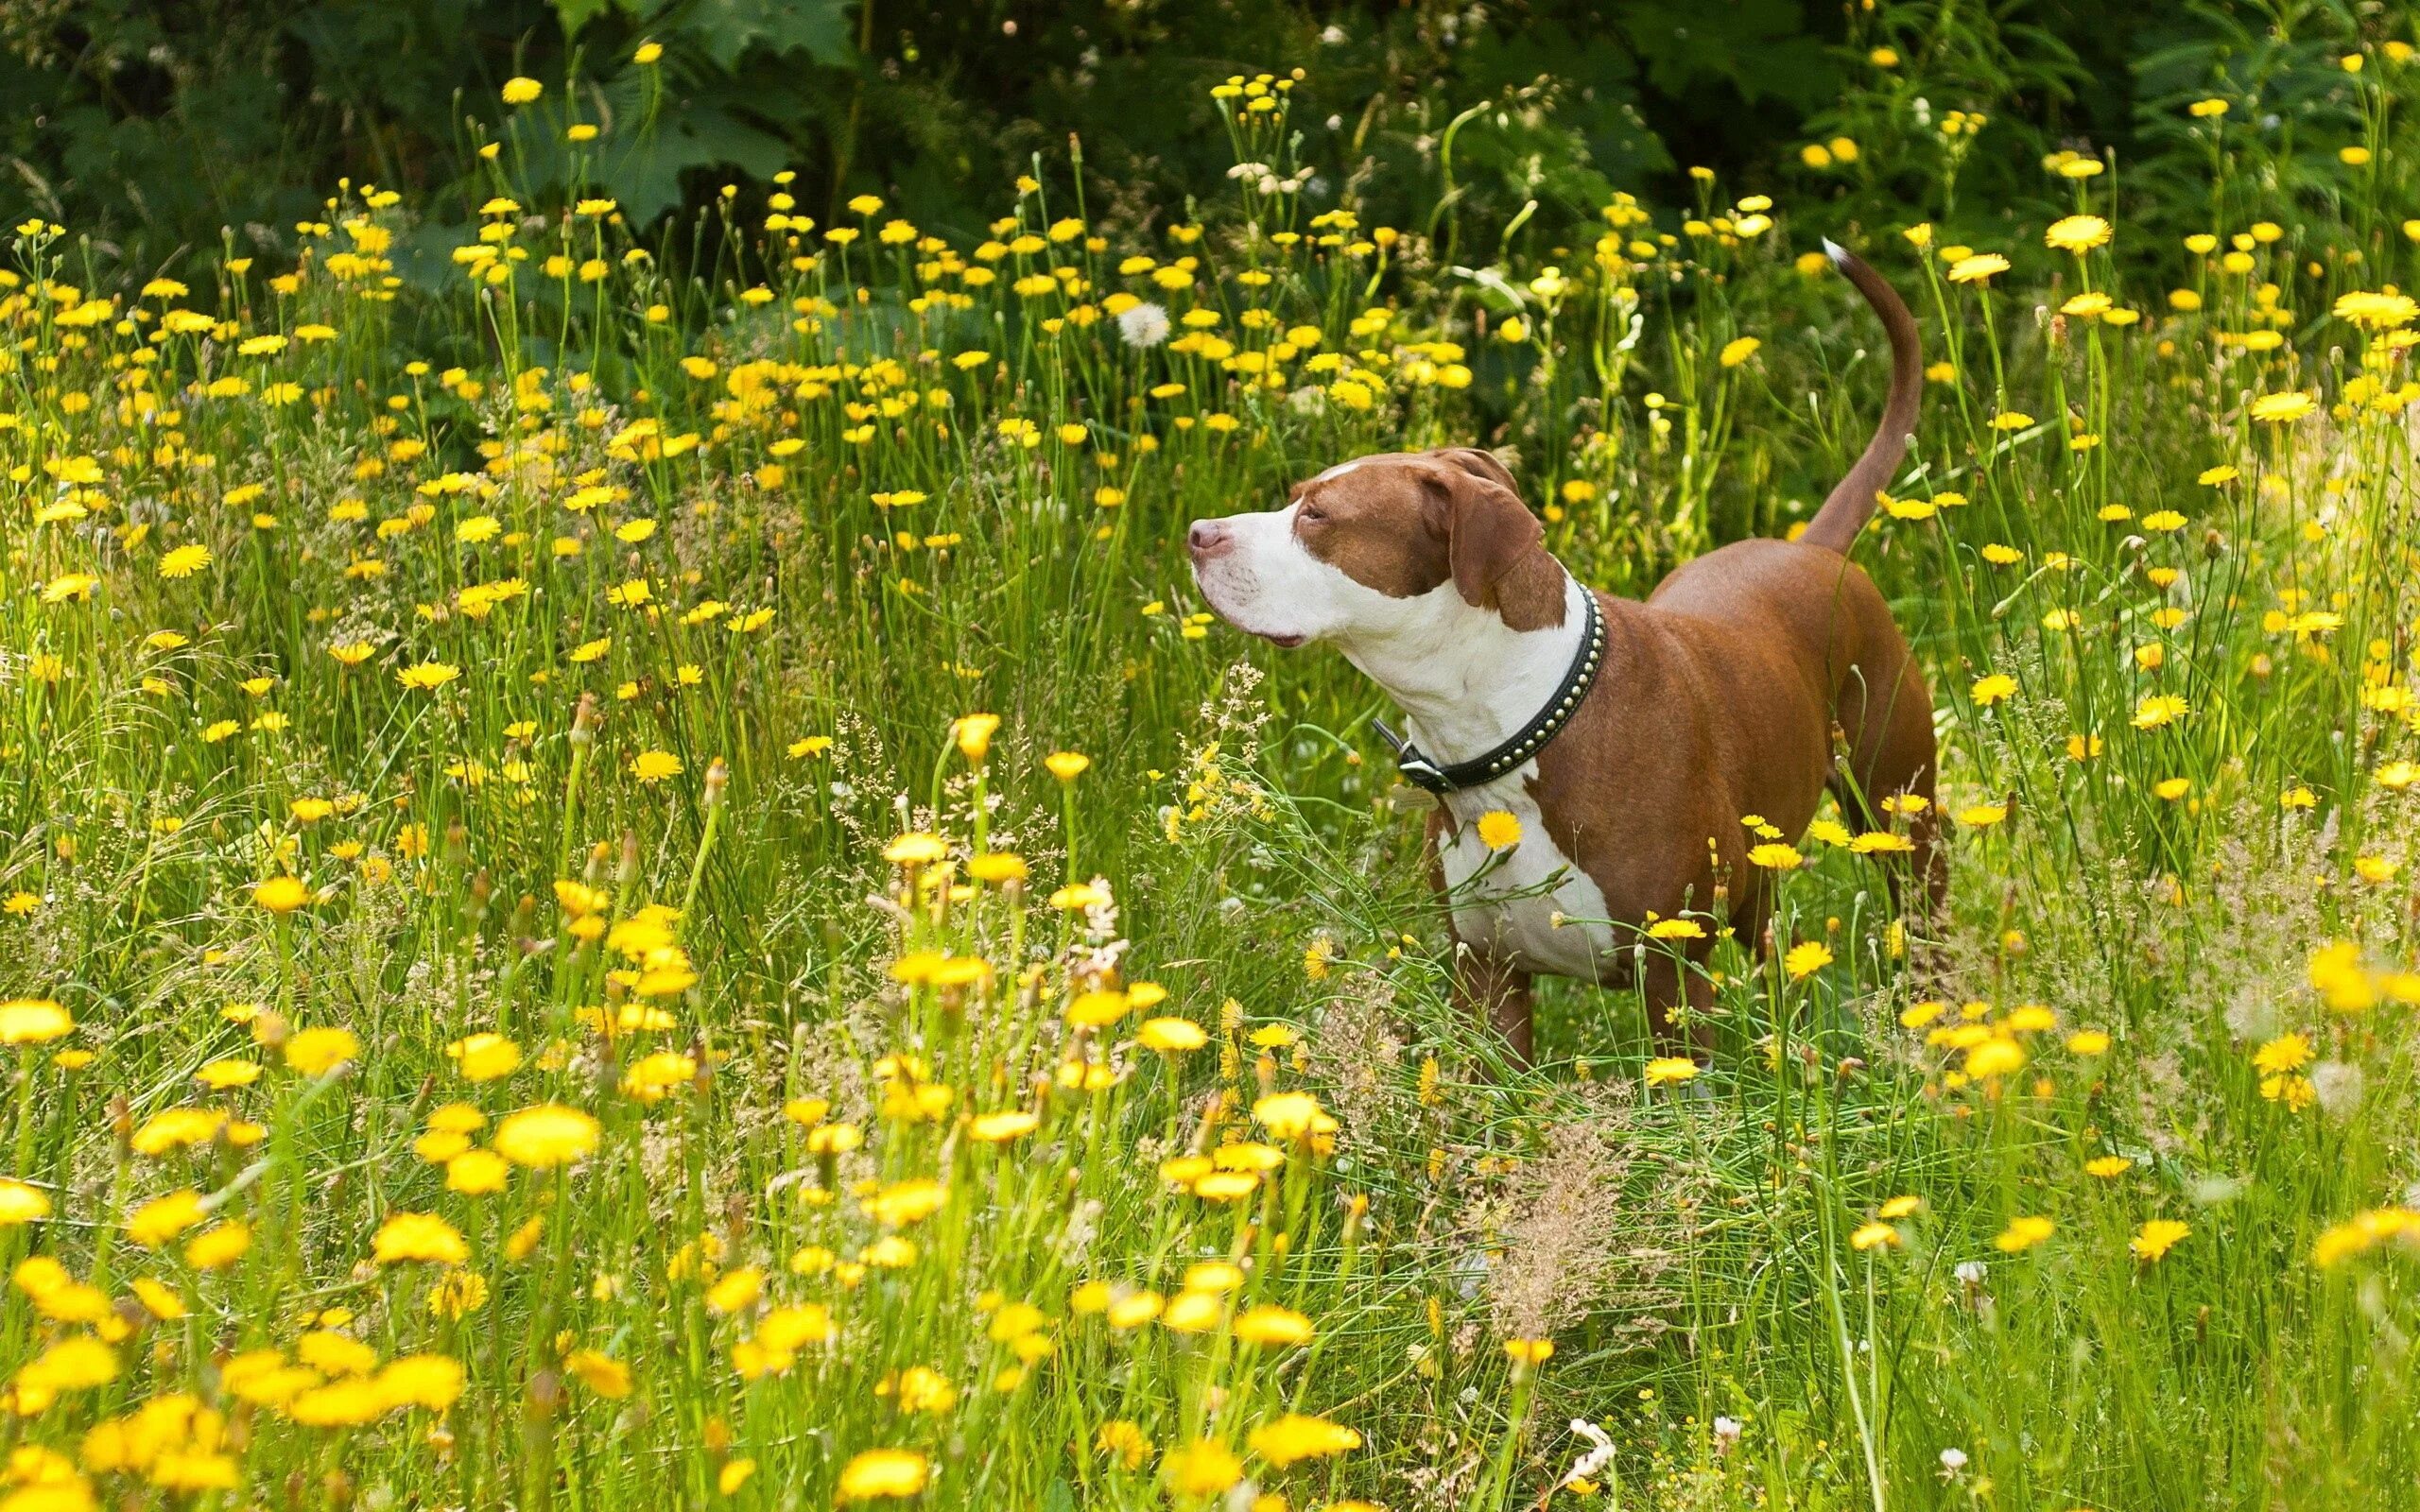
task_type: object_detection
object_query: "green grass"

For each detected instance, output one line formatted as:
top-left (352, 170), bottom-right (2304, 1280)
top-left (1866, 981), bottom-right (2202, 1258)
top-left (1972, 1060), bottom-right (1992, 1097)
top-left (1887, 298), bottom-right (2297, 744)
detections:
top-left (3, 37), bottom-right (2420, 1512)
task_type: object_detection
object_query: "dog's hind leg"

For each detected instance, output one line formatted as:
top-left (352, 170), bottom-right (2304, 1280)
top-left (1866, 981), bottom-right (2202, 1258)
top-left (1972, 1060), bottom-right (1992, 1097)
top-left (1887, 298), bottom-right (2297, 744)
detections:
top-left (1832, 652), bottom-right (1947, 926)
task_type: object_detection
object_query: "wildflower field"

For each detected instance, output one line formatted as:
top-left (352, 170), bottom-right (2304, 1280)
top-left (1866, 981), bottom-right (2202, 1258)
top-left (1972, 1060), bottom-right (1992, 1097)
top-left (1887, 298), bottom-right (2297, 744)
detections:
top-left (8, 9), bottom-right (2420, 1510)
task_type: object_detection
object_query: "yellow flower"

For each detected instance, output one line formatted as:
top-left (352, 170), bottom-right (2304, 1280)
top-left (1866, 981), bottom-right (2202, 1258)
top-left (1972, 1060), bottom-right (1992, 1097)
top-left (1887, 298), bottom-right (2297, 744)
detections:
top-left (631, 749), bottom-right (683, 783)
top-left (1994, 1215), bottom-right (2055, 1252)
top-left (1643, 1056), bottom-right (1700, 1088)
top-left (705, 1266), bottom-right (765, 1314)
top-left (1050, 882), bottom-right (1110, 910)
top-left (969, 1109), bottom-right (1039, 1143)
top-left (2131, 1218), bottom-right (2190, 1263)
top-left (184, 1219), bottom-right (251, 1269)
top-left (284, 1026), bottom-right (359, 1075)
top-left (493, 1103), bottom-right (601, 1167)
top-left (1152, 1439), bottom-right (1243, 1497)
top-left (1253, 1091), bottom-right (1332, 1141)
top-left (2044, 215), bottom-right (2112, 252)
top-left (1248, 1413), bottom-right (1361, 1466)
top-left (1850, 1222), bottom-right (1899, 1251)
top-left (2067, 1029), bottom-right (2112, 1056)
top-left (445, 1032), bottom-right (522, 1082)
top-left (1138, 1018), bottom-right (1207, 1052)
top-left (883, 832), bottom-right (948, 867)
top-left (2131, 694), bottom-right (2189, 730)
top-left (2309, 939), bottom-right (2377, 1013)
top-left (632, 40), bottom-right (664, 64)
top-left (1474, 810), bottom-right (1522, 850)
top-left (2253, 1033), bottom-right (2312, 1075)
top-left (838, 1448), bottom-right (930, 1501)
top-left (372, 1212), bottom-right (469, 1265)
top-left (253, 875), bottom-right (312, 913)
top-left (127, 1189), bottom-right (207, 1247)
top-left (1964, 1037), bottom-right (2025, 1079)
top-left (1746, 842), bottom-right (1803, 870)
top-left (1945, 252), bottom-right (2010, 284)
top-left (130, 1107), bottom-right (227, 1155)
top-left (1957, 803), bottom-right (2009, 828)
top-left (2334, 290), bottom-right (2418, 330)
top-left (1233, 1304), bottom-right (1315, 1346)
top-left (968, 852), bottom-right (1028, 885)
top-left (382, 1353), bottom-right (466, 1411)
top-left (158, 543), bottom-right (212, 578)
top-left (1046, 750), bottom-right (1092, 781)
top-left (0, 1178), bottom-right (54, 1225)
top-left (501, 77), bottom-right (544, 105)
top-left (1970, 674), bottom-right (2018, 706)
top-left (0, 998), bottom-right (73, 1044)
top-left (953, 713), bottom-right (1000, 764)
top-left (2313, 1208), bottom-right (2420, 1268)
top-left (397, 661), bottom-right (461, 692)
top-left (564, 1349), bottom-right (632, 1398)
top-left (2084, 1155), bottom-right (2135, 1178)
top-left (14, 1333), bottom-right (117, 1396)
top-left (1064, 989), bottom-right (1131, 1028)
top-left (1719, 335), bottom-right (1761, 368)
top-left (447, 1149), bottom-right (510, 1195)
top-left (2249, 391), bottom-right (2316, 424)
top-left (1784, 940), bottom-right (1833, 979)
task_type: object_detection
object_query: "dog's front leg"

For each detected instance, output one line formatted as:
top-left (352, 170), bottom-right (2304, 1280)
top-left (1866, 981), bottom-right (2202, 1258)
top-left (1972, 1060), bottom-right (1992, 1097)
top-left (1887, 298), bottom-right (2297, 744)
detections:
top-left (1457, 951), bottom-right (1534, 1066)
top-left (1426, 810), bottom-right (1538, 1065)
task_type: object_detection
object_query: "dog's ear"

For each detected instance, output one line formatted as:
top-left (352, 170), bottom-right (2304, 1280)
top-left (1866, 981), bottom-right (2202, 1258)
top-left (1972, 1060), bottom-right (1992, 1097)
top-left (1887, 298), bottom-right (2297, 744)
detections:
top-left (1428, 446), bottom-right (1521, 495)
top-left (1420, 455), bottom-right (1551, 625)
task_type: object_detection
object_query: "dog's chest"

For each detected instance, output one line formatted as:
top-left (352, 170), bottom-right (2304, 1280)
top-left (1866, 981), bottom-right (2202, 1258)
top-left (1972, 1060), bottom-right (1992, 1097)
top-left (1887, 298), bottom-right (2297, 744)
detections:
top-left (1435, 770), bottom-right (1618, 977)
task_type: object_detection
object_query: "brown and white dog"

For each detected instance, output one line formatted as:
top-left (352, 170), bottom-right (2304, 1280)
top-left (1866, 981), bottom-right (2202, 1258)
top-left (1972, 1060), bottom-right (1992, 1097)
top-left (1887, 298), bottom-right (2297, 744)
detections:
top-left (1187, 245), bottom-right (1940, 1061)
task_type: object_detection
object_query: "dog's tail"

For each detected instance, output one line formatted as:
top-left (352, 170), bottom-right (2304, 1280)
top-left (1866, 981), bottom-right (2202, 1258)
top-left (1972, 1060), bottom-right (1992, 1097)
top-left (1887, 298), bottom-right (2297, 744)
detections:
top-left (1798, 240), bottom-right (1922, 555)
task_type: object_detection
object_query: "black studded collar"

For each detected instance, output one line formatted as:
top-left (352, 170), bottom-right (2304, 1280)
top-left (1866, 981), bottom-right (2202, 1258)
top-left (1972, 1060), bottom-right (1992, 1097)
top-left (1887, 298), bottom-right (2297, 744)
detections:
top-left (1374, 581), bottom-right (1607, 796)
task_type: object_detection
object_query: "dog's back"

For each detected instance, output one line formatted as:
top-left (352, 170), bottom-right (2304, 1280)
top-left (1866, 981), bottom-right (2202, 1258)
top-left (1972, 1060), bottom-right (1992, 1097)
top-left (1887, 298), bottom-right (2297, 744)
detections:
top-left (1634, 246), bottom-right (1941, 907)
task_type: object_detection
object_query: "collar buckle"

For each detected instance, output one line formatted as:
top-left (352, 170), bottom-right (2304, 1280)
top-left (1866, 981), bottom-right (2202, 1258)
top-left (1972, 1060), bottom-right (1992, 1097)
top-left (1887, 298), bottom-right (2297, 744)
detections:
top-left (1373, 579), bottom-right (1605, 798)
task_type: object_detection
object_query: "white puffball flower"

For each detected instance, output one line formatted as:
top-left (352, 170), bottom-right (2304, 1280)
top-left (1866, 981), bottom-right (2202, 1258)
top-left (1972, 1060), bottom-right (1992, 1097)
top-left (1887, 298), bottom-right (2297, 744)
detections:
top-left (1116, 301), bottom-right (1171, 349)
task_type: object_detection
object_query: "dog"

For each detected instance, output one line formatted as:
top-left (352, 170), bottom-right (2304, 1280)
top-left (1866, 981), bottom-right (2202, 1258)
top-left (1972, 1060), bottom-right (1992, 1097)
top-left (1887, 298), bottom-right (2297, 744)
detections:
top-left (1186, 244), bottom-right (1940, 1061)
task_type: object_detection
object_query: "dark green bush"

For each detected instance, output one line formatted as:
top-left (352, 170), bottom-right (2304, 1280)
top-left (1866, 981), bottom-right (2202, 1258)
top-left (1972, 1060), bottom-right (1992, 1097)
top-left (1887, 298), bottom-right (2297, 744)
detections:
top-left (0, 1), bottom-right (2395, 283)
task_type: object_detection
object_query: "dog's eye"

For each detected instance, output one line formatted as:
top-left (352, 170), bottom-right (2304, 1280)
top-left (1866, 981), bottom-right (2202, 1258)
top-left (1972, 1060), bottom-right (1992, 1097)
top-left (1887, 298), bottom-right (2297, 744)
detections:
top-left (1298, 504), bottom-right (1325, 524)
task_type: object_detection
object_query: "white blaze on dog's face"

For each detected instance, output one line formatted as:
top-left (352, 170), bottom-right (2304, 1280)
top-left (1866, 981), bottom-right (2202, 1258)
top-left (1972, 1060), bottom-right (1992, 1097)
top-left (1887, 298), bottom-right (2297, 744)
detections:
top-left (1185, 448), bottom-right (1564, 666)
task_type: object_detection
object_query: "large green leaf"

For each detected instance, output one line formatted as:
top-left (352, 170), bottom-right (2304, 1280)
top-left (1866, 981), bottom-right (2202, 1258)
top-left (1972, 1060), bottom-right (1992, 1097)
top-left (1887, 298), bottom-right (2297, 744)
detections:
top-left (600, 100), bottom-right (794, 223)
top-left (687, 0), bottom-right (856, 71)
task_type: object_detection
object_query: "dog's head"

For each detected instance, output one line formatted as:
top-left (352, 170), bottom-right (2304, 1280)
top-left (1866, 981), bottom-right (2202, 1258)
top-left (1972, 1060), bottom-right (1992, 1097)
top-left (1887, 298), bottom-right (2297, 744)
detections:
top-left (1186, 448), bottom-right (1562, 650)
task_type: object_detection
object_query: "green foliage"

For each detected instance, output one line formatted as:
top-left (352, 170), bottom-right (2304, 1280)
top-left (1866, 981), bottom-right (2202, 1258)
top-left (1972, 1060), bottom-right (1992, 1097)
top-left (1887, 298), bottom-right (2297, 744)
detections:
top-left (14, 1), bottom-right (2394, 286)
top-left (7, 4), bottom-right (2420, 1508)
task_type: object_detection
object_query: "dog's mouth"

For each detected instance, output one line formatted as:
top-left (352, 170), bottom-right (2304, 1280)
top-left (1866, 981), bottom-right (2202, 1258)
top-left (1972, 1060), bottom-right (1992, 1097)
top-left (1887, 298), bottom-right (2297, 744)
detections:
top-left (1261, 631), bottom-right (1306, 649)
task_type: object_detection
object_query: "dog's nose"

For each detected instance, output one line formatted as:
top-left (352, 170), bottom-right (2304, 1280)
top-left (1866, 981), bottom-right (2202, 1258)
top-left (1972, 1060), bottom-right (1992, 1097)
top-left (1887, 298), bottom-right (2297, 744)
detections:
top-left (1187, 519), bottom-right (1230, 558)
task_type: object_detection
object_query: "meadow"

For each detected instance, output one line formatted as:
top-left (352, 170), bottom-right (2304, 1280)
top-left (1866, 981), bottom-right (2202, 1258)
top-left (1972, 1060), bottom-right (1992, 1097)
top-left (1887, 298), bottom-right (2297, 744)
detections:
top-left (4, 23), bottom-right (2420, 1512)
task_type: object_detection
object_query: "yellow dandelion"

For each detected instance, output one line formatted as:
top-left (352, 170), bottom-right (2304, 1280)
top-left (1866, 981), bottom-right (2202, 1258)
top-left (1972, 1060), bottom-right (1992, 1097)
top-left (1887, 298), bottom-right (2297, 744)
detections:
top-left (1474, 810), bottom-right (1522, 850)
top-left (2131, 1218), bottom-right (2190, 1263)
